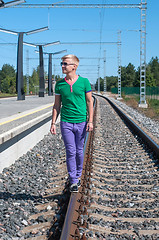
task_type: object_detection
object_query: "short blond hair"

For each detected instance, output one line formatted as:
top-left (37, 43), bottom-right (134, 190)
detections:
top-left (61, 54), bottom-right (79, 67)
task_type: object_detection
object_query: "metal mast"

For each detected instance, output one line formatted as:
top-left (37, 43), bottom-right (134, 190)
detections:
top-left (98, 64), bottom-right (100, 93)
top-left (43, 50), bottom-right (66, 96)
top-left (10, 1), bottom-right (147, 107)
top-left (39, 45), bottom-right (45, 97)
top-left (0, 26), bottom-right (48, 100)
top-left (0, 0), bottom-right (25, 8)
top-left (139, 0), bottom-right (147, 107)
top-left (117, 30), bottom-right (122, 99)
top-left (48, 53), bottom-right (53, 96)
top-left (26, 49), bottom-right (29, 95)
top-left (16, 32), bottom-right (24, 100)
top-left (24, 40), bottom-right (60, 97)
top-left (104, 50), bottom-right (106, 93)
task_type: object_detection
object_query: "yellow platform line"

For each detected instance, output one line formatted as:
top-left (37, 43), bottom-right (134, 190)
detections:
top-left (0, 104), bottom-right (53, 126)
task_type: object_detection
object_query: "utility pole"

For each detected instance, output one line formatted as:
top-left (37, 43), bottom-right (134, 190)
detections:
top-left (117, 30), bottom-right (122, 100)
top-left (139, 0), bottom-right (147, 107)
top-left (7, 1), bottom-right (148, 107)
top-left (103, 50), bottom-right (106, 93)
top-left (98, 64), bottom-right (100, 93)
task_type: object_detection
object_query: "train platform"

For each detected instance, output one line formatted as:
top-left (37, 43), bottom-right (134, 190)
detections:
top-left (0, 95), bottom-right (55, 172)
top-left (0, 95), bottom-right (54, 135)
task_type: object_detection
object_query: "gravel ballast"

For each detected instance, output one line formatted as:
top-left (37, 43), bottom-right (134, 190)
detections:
top-left (0, 96), bottom-right (159, 239)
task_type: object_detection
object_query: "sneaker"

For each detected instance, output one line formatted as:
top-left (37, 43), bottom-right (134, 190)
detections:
top-left (77, 179), bottom-right (81, 187)
top-left (70, 183), bottom-right (78, 193)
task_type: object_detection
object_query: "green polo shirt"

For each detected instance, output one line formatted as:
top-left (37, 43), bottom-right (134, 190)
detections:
top-left (55, 76), bottom-right (92, 123)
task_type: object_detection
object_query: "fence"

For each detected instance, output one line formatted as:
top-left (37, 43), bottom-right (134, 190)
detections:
top-left (111, 87), bottom-right (159, 99)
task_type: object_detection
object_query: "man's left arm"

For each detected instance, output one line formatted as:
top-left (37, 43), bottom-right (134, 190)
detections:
top-left (86, 91), bottom-right (93, 131)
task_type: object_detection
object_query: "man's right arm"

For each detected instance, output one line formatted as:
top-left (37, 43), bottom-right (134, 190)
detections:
top-left (50, 94), bottom-right (61, 135)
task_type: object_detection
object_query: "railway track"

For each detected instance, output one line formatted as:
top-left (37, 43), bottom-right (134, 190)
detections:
top-left (17, 148), bottom-right (69, 240)
top-left (60, 95), bottom-right (159, 239)
top-left (1, 94), bottom-right (159, 239)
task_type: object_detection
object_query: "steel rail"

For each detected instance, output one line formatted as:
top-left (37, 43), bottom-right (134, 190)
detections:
top-left (12, 4), bottom-right (141, 8)
top-left (59, 92), bottom-right (159, 239)
top-left (60, 96), bottom-right (96, 240)
top-left (95, 93), bottom-right (159, 159)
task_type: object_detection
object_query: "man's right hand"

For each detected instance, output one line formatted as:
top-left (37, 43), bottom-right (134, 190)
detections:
top-left (50, 124), bottom-right (56, 135)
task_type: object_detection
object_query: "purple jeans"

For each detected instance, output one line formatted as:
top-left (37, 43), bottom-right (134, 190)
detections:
top-left (60, 121), bottom-right (87, 184)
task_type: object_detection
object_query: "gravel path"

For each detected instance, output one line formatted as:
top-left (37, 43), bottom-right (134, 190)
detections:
top-left (87, 97), bottom-right (159, 239)
top-left (0, 124), bottom-right (65, 239)
top-left (111, 97), bottom-right (159, 140)
top-left (0, 95), bottom-right (158, 239)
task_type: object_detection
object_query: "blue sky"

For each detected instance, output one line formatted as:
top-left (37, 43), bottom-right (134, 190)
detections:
top-left (0, 0), bottom-right (158, 84)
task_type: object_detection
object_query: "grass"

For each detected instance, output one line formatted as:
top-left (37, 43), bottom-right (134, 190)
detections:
top-left (147, 98), bottom-right (159, 115)
top-left (121, 94), bottom-right (159, 121)
top-left (0, 93), bottom-right (17, 98)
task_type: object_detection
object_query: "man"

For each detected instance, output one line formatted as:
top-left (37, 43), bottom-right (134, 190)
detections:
top-left (50, 54), bottom-right (93, 192)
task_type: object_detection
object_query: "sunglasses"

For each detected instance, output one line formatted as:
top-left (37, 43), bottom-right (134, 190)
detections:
top-left (60, 62), bottom-right (75, 66)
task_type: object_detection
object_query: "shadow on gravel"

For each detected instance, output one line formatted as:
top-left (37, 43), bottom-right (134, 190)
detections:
top-left (0, 191), bottom-right (68, 202)
top-left (47, 183), bottom-right (71, 240)
top-left (0, 191), bottom-right (43, 201)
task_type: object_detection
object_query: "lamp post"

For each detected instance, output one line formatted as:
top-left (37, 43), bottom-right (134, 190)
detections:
top-left (25, 41), bottom-right (61, 97)
top-left (42, 50), bottom-right (67, 96)
top-left (0, 26), bottom-right (48, 100)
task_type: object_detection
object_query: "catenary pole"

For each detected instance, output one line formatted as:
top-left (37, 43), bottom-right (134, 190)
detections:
top-left (38, 49), bottom-right (67, 96)
top-left (8, 1), bottom-right (147, 107)
top-left (139, 0), bottom-right (147, 107)
top-left (26, 49), bottom-right (29, 95)
top-left (39, 45), bottom-right (45, 97)
top-left (25, 41), bottom-right (60, 97)
top-left (117, 30), bottom-right (122, 99)
top-left (0, 26), bottom-right (48, 100)
top-left (104, 50), bottom-right (106, 93)
top-left (48, 53), bottom-right (53, 96)
top-left (16, 32), bottom-right (25, 100)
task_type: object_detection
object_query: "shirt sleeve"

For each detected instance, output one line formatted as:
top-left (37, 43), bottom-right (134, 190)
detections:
top-left (55, 81), bottom-right (60, 95)
top-left (85, 78), bottom-right (92, 93)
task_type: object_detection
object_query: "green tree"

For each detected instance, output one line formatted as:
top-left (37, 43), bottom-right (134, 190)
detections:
top-left (148, 57), bottom-right (159, 86)
top-left (146, 66), bottom-right (156, 87)
top-left (54, 74), bottom-right (62, 82)
top-left (29, 67), bottom-right (39, 94)
top-left (0, 64), bottom-right (16, 93)
top-left (95, 77), bottom-right (103, 91)
top-left (121, 63), bottom-right (136, 87)
top-left (106, 76), bottom-right (118, 91)
top-left (95, 76), bottom-right (118, 91)
top-left (135, 65), bottom-right (156, 88)
top-left (121, 66), bottom-right (127, 86)
top-left (1, 76), bottom-right (10, 93)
